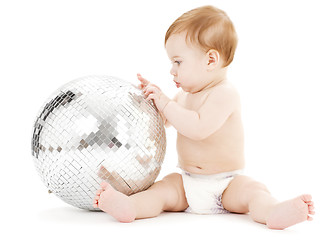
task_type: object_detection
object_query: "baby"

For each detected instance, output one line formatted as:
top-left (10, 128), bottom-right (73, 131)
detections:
top-left (93, 5), bottom-right (314, 229)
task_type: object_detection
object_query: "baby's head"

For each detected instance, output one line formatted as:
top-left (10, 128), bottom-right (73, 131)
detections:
top-left (165, 5), bottom-right (237, 68)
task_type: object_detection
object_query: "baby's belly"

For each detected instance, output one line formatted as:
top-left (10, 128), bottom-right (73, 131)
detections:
top-left (177, 137), bottom-right (245, 175)
top-left (178, 157), bottom-right (244, 175)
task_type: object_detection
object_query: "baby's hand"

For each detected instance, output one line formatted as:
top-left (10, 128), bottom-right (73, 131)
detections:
top-left (137, 73), bottom-right (161, 91)
top-left (137, 73), bottom-right (170, 112)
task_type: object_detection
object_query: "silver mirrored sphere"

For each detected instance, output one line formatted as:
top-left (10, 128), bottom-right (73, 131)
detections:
top-left (31, 75), bottom-right (166, 210)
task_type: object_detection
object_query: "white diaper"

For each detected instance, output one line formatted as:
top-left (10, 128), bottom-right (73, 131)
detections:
top-left (181, 169), bottom-right (243, 214)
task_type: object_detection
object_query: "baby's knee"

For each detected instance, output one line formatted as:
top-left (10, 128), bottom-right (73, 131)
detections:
top-left (149, 173), bottom-right (182, 194)
top-left (160, 173), bottom-right (188, 211)
top-left (159, 173), bottom-right (183, 195)
top-left (245, 180), bottom-right (270, 196)
top-left (162, 173), bottom-right (182, 182)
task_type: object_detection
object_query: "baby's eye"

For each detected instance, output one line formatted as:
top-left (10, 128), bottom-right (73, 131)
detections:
top-left (174, 61), bottom-right (181, 65)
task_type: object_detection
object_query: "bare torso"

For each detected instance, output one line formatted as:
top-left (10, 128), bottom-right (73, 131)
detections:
top-left (175, 82), bottom-right (245, 175)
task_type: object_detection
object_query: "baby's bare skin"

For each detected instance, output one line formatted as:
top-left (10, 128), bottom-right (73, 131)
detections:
top-left (175, 82), bottom-right (245, 174)
top-left (94, 32), bottom-right (315, 229)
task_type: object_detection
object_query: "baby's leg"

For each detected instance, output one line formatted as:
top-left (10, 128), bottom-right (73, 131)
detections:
top-left (93, 173), bottom-right (188, 222)
top-left (222, 176), bottom-right (315, 230)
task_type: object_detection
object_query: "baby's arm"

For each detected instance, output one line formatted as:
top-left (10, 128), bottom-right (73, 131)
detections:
top-left (163, 87), bottom-right (238, 140)
top-left (137, 74), bottom-right (237, 139)
top-left (162, 91), bottom-right (182, 128)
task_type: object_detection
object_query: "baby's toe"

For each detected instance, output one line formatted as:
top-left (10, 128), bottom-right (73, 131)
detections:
top-left (100, 181), bottom-right (111, 190)
top-left (308, 201), bottom-right (315, 210)
top-left (302, 194), bottom-right (312, 202)
top-left (95, 189), bottom-right (103, 196)
top-left (309, 209), bottom-right (315, 215)
top-left (308, 205), bottom-right (314, 211)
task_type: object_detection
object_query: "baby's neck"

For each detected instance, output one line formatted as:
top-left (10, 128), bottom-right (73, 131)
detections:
top-left (200, 67), bottom-right (228, 92)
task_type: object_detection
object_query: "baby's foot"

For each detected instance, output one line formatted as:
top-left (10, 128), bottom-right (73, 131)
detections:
top-left (93, 182), bottom-right (136, 223)
top-left (266, 194), bottom-right (315, 230)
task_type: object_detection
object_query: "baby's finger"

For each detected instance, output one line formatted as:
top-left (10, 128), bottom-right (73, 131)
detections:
top-left (137, 73), bottom-right (150, 85)
top-left (146, 94), bottom-right (156, 102)
top-left (144, 86), bottom-right (158, 96)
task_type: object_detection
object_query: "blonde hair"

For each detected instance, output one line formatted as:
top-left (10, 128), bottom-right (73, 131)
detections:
top-left (165, 5), bottom-right (238, 67)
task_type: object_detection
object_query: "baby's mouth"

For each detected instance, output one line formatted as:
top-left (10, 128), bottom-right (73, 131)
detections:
top-left (174, 80), bottom-right (180, 88)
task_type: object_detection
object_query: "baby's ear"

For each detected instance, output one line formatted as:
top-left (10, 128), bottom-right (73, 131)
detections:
top-left (206, 49), bottom-right (221, 70)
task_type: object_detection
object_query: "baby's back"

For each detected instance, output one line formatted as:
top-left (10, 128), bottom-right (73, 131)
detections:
top-left (176, 82), bottom-right (245, 175)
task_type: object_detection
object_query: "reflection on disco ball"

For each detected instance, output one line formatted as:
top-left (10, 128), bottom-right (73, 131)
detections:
top-left (31, 75), bottom-right (166, 210)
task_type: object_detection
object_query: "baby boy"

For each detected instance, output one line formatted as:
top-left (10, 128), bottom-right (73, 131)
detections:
top-left (93, 5), bottom-right (314, 229)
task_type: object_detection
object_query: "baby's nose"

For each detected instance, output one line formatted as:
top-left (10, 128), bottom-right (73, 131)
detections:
top-left (170, 67), bottom-right (177, 76)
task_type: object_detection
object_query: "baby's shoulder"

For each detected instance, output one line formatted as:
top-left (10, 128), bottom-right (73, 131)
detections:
top-left (209, 82), bottom-right (240, 100)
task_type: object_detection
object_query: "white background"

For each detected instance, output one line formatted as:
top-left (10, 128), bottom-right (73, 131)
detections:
top-left (1, 0), bottom-right (331, 239)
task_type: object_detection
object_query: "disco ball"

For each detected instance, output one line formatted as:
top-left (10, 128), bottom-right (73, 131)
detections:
top-left (31, 75), bottom-right (166, 210)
